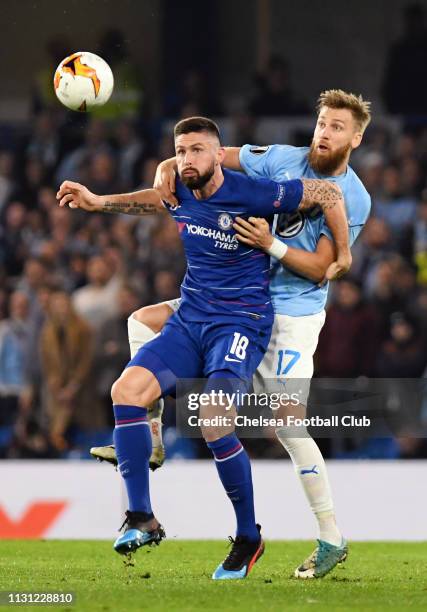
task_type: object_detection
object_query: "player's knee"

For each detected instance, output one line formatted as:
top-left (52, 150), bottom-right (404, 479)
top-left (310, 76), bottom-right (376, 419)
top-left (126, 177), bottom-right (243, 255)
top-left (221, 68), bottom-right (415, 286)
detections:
top-left (132, 304), bottom-right (167, 334)
top-left (201, 425), bottom-right (235, 443)
top-left (131, 306), bottom-right (152, 327)
top-left (111, 376), bottom-right (150, 407)
top-left (275, 426), bottom-right (310, 452)
top-left (111, 377), bottom-right (129, 405)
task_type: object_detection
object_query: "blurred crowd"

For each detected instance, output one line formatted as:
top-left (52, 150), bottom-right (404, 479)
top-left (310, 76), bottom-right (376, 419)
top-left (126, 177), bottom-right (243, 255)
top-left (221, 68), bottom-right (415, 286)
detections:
top-left (0, 110), bottom-right (187, 459)
top-left (320, 125), bottom-right (427, 381)
top-left (1, 8), bottom-right (427, 459)
top-left (1, 109), bottom-right (427, 461)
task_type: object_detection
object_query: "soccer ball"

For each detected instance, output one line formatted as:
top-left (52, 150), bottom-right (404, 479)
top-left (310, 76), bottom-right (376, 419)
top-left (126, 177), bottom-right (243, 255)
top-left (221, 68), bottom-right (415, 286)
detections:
top-left (54, 52), bottom-right (114, 112)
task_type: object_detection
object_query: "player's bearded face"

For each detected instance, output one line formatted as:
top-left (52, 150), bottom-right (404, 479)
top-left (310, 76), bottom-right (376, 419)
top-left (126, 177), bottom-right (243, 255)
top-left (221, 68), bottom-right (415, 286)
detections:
top-left (308, 140), bottom-right (352, 175)
top-left (179, 161), bottom-right (215, 189)
top-left (308, 107), bottom-right (361, 175)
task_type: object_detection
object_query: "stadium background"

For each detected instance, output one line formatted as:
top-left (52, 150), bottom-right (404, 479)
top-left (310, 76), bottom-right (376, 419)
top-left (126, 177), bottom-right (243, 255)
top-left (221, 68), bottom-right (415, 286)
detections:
top-left (0, 0), bottom-right (427, 540)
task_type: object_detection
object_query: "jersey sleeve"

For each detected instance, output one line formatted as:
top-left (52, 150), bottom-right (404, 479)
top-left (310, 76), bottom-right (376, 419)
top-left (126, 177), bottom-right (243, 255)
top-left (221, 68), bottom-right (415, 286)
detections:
top-left (245, 176), bottom-right (303, 216)
top-left (239, 144), bottom-right (294, 180)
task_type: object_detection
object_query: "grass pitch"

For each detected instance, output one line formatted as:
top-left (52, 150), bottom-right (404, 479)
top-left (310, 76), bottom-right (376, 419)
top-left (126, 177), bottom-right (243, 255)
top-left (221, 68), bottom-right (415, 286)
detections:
top-left (1, 540), bottom-right (426, 611)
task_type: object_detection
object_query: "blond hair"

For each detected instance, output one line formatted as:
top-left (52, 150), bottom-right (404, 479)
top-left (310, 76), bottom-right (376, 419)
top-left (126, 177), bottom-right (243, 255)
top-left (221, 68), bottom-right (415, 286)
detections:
top-left (317, 89), bottom-right (371, 133)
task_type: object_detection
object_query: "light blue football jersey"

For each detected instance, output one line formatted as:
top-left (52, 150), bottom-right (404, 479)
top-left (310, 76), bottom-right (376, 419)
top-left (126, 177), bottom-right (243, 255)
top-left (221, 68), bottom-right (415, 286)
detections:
top-left (239, 145), bottom-right (371, 316)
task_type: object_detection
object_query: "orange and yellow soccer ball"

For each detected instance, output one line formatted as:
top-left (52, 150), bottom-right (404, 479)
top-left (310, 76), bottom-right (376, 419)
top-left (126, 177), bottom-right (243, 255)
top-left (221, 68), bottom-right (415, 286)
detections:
top-left (54, 51), bottom-right (114, 112)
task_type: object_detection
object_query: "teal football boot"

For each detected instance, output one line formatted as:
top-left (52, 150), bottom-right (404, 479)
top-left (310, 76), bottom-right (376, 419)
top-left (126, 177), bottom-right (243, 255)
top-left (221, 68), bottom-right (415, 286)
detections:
top-left (294, 538), bottom-right (348, 578)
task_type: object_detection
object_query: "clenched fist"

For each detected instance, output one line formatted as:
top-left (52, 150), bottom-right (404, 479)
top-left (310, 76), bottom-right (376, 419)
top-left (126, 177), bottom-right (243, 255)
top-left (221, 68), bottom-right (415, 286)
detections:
top-left (56, 181), bottom-right (100, 212)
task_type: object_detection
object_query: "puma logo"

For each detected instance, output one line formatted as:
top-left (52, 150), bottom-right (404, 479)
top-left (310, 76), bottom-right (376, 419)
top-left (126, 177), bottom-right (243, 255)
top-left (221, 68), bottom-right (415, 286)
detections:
top-left (300, 465), bottom-right (319, 475)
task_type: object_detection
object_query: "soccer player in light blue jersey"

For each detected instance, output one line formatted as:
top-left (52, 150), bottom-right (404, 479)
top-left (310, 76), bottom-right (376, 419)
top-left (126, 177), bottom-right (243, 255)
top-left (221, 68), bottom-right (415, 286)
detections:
top-left (58, 116), bottom-right (349, 580)
top-left (91, 90), bottom-right (371, 579)
top-left (228, 90), bottom-right (371, 577)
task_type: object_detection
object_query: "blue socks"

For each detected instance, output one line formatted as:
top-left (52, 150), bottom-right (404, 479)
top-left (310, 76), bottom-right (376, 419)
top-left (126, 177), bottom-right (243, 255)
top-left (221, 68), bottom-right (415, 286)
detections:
top-left (113, 405), bottom-right (153, 517)
top-left (113, 406), bottom-right (258, 541)
top-left (208, 433), bottom-right (259, 542)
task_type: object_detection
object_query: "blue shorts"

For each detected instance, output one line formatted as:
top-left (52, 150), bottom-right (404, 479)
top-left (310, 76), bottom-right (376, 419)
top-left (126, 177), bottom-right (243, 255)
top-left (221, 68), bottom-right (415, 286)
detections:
top-left (127, 310), bottom-right (272, 397)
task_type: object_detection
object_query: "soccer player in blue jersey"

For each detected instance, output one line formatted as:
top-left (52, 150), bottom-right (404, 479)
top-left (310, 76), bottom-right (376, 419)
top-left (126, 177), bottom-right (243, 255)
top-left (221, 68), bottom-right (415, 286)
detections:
top-left (58, 116), bottom-right (350, 580)
top-left (92, 90), bottom-right (371, 579)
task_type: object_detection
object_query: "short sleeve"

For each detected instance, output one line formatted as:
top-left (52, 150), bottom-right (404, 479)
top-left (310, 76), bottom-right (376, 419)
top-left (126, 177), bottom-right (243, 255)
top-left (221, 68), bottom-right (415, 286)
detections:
top-left (239, 144), bottom-right (295, 180)
top-left (244, 176), bottom-right (303, 216)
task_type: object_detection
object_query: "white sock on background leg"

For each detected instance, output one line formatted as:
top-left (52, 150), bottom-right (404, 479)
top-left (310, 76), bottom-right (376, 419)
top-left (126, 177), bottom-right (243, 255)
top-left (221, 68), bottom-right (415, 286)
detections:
top-left (149, 400), bottom-right (164, 449)
top-left (276, 428), bottom-right (342, 546)
top-left (127, 315), bottom-right (164, 450)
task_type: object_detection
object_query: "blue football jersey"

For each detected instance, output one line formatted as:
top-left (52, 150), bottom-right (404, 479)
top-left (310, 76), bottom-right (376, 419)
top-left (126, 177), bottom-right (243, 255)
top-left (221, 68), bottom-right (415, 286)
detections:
top-left (168, 168), bottom-right (302, 327)
top-left (240, 145), bottom-right (371, 316)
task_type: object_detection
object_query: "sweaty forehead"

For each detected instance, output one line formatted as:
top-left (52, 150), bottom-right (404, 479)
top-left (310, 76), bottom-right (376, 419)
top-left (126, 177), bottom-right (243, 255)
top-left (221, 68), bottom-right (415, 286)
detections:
top-left (175, 132), bottom-right (218, 147)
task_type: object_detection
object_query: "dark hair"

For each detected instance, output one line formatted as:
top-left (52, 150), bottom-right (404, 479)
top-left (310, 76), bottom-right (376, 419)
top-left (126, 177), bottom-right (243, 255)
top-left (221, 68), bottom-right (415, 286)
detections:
top-left (174, 116), bottom-right (220, 141)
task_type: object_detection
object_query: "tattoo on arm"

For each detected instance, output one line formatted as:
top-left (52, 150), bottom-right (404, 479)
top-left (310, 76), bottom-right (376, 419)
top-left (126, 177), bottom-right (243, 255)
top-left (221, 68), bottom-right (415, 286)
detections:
top-left (299, 179), bottom-right (343, 212)
top-left (103, 201), bottom-right (159, 215)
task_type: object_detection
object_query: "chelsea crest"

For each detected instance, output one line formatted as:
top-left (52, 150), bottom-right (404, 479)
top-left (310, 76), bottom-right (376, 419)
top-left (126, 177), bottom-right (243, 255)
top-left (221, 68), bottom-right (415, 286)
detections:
top-left (218, 212), bottom-right (233, 230)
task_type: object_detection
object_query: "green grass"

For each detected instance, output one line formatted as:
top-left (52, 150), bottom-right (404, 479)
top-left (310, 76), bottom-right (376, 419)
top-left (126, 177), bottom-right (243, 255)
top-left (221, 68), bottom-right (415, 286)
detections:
top-left (0, 541), bottom-right (426, 611)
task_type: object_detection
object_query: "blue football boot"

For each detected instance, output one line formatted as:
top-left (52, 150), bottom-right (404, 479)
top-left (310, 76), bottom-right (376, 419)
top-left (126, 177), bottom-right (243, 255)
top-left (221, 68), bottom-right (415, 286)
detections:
top-left (212, 524), bottom-right (265, 580)
top-left (114, 511), bottom-right (165, 555)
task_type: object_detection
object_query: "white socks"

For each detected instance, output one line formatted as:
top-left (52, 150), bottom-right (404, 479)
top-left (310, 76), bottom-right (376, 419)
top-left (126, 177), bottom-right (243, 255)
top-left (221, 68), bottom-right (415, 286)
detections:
top-left (148, 401), bottom-right (164, 449)
top-left (275, 428), bottom-right (342, 546)
top-left (127, 314), bottom-right (164, 448)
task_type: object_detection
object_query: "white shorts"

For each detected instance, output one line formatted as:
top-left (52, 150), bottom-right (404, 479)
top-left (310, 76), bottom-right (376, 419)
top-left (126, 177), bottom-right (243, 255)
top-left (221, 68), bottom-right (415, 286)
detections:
top-left (165, 300), bottom-right (325, 406)
top-left (253, 311), bottom-right (326, 406)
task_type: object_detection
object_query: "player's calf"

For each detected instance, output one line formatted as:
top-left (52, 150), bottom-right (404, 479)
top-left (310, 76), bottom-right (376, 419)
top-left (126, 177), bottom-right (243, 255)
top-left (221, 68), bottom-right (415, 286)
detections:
top-left (91, 399), bottom-right (166, 470)
top-left (201, 378), bottom-right (261, 556)
top-left (206, 431), bottom-right (261, 553)
top-left (111, 368), bottom-right (163, 555)
top-left (275, 427), bottom-right (343, 546)
top-left (126, 308), bottom-right (169, 468)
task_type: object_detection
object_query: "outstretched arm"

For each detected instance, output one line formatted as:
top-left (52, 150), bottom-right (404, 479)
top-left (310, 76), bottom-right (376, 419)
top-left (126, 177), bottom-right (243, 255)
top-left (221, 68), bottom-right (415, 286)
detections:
top-left (56, 181), bottom-right (166, 215)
